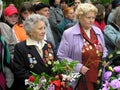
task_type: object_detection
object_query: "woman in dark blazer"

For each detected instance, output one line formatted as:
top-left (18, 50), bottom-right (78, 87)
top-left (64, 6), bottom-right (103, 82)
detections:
top-left (12, 14), bottom-right (56, 90)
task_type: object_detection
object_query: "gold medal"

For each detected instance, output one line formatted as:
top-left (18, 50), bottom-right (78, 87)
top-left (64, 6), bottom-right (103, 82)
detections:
top-left (86, 48), bottom-right (89, 50)
top-left (33, 60), bottom-right (37, 64)
top-left (89, 45), bottom-right (92, 49)
top-left (82, 49), bottom-right (85, 53)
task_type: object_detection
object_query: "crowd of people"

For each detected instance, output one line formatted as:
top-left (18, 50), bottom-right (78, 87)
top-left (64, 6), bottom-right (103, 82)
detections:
top-left (0, 0), bottom-right (120, 90)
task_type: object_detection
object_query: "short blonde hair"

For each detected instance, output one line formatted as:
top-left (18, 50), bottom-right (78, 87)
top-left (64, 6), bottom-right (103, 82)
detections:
top-left (75, 3), bottom-right (98, 20)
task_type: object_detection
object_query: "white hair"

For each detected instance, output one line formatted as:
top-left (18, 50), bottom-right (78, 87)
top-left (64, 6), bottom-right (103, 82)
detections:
top-left (23, 14), bottom-right (47, 36)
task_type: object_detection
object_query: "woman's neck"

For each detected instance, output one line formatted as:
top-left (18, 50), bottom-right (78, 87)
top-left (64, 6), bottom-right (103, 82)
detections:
top-left (83, 28), bottom-right (91, 38)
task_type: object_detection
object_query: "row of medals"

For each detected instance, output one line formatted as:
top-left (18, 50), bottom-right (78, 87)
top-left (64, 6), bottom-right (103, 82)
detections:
top-left (28, 54), bottom-right (37, 68)
top-left (82, 39), bottom-right (102, 57)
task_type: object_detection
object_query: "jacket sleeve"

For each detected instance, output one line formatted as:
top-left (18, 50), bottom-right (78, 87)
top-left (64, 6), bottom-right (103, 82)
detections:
top-left (57, 30), bottom-right (83, 73)
top-left (12, 44), bottom-right (31, 81)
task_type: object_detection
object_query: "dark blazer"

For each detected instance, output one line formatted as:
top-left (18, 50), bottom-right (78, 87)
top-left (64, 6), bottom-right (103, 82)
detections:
top-left (12, 40), bottom-right (56, 90)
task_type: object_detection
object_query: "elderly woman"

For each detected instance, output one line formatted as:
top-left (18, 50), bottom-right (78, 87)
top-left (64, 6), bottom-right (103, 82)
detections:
top-left (57, 3), bottom-right (108, 90)
top-left (104, 6), bottom-right (120, 53)
top-left (12, 14), bottom-right (56, 90)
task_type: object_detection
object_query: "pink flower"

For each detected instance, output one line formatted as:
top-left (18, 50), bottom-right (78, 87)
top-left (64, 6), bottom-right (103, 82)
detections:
top-left (102, 81), bottom-right (110, 90)
top-left (113, 66), bottom-right (120, 73)
top-left (103, 71), bottom-right (112, 80)
top-left (110, 79), bottom-right (120, 89)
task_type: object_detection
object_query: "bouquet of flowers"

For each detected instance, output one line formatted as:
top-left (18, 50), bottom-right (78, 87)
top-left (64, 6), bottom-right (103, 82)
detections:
top-left (96, 49), bottom-right (120, 90)
top-left (25, 59), bottom-right (81, 90)
top-left (102, 66), bottom-right (120, 90)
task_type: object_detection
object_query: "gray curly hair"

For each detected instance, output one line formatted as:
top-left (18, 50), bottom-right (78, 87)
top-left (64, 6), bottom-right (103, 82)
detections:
top-left (23, 14), bottom-right (47, 36)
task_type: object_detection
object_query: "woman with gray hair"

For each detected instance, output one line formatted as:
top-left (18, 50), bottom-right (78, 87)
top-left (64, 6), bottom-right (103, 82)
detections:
top-left (104, 6), bottom-right (120, 53)
top-left (57, 3), bottom-right (107, 90)
top-left (12, 14), bottom-right (56, 90)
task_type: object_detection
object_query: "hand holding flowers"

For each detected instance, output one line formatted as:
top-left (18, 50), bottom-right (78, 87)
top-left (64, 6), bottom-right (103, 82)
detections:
top-left (25, 59), bottom-right (81, 90)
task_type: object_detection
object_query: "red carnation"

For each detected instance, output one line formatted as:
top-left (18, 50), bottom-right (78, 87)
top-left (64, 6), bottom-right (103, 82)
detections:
top-left (29, 76), bottom-right (35, 82)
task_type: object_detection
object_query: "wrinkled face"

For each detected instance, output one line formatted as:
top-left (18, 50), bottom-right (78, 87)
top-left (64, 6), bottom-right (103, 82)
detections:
top-left (21, 10), bottom-right (34, 20)
top-left (79, 11), bottom-right (96, 30)
top-left (65, 9), bottom-right (75, 20)
top-left (36, 7), bottom-right (50, 18)
top-left (30, 21), bottom-right (46, 41)
top-left (5, 14), bottom-right (18, 25)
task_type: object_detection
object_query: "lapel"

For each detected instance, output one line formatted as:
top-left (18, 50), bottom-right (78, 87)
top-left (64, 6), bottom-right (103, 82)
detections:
top-left (27, 46), bottom-right (44, 65)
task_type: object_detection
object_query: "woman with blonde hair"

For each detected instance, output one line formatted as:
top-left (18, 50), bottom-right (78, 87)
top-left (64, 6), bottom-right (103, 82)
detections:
top-left (57, 3), bottom-right (108, 90)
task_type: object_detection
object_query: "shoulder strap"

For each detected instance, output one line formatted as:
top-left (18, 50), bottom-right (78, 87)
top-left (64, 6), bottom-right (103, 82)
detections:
top-left (110, 23), bottom-right (119, 31)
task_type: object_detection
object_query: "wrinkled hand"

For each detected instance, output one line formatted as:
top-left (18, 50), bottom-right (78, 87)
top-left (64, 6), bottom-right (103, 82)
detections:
top-left (80, 66), bottom-right (89, 75)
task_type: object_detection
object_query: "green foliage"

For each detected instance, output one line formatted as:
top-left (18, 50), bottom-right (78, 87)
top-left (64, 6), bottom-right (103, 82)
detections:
top-left (40, 0), bottom-right (49, 4)
top-left (52, 59), bottom-right (78, 74)
top-left (26, 60), bottom-right (80, 90)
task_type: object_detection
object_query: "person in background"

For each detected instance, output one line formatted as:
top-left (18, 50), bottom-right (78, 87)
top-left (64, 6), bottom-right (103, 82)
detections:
top-left (94, 4), bottom-right (106, 32)
top-left (0, 1), bottom-right (17, 59)
top-left (57, 7), bottom-right (76, 42)
top-left (60, 0), bottom-right (68, 11)
top-left (57, 3), bottom-right (107, 90)
top-left (12, 1), bottom-right (34, 43)
top-left (32, 0), bottom-right (40, 5)
top-left (12, 14), bottom-right (56, 90)
top-left (107, 0), bottom-right (120, 24)
top-left (104, 3), bottom-right (112, 24)
top-left (104, 6), bottom-right (120, 53)
top-left (0, 29), bottom-right (12, 90)
top-left (4, 5), bottom-right (18, 28)
top-left (0, 3), bottom-right (15, 90)
top-left (34, 3), bottom-right (55, 48)
top-left (49, 0), bottom-right (64, 45)
top-left (56, 6), bottom-right (76, 53)
top-left (74, 0), bottom-right (81, 10)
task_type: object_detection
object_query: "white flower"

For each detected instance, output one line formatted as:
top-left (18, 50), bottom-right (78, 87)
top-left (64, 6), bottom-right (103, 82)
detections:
top-left (33, 86), bottom-right (39, 90)
top-left (25, 79), bottom-right (29, 85)
top-left (41, 79), bottom-right (47, 83)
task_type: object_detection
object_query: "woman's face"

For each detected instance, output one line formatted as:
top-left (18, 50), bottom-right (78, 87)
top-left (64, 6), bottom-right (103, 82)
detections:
top-left (5, 14), bottom-right (18, 25)
top-left (74, 0), bottom-right (81, 9)
top-left (60, 2), bottom-right (68, 10)
top-left (30, 21), bottom-right (46, 41)
top-left (65, 9), bottom-right (75, 20)
top-left (21, 10), bottom-right (34, 20)
top-left (79, 11), bottom-right (96, 30)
